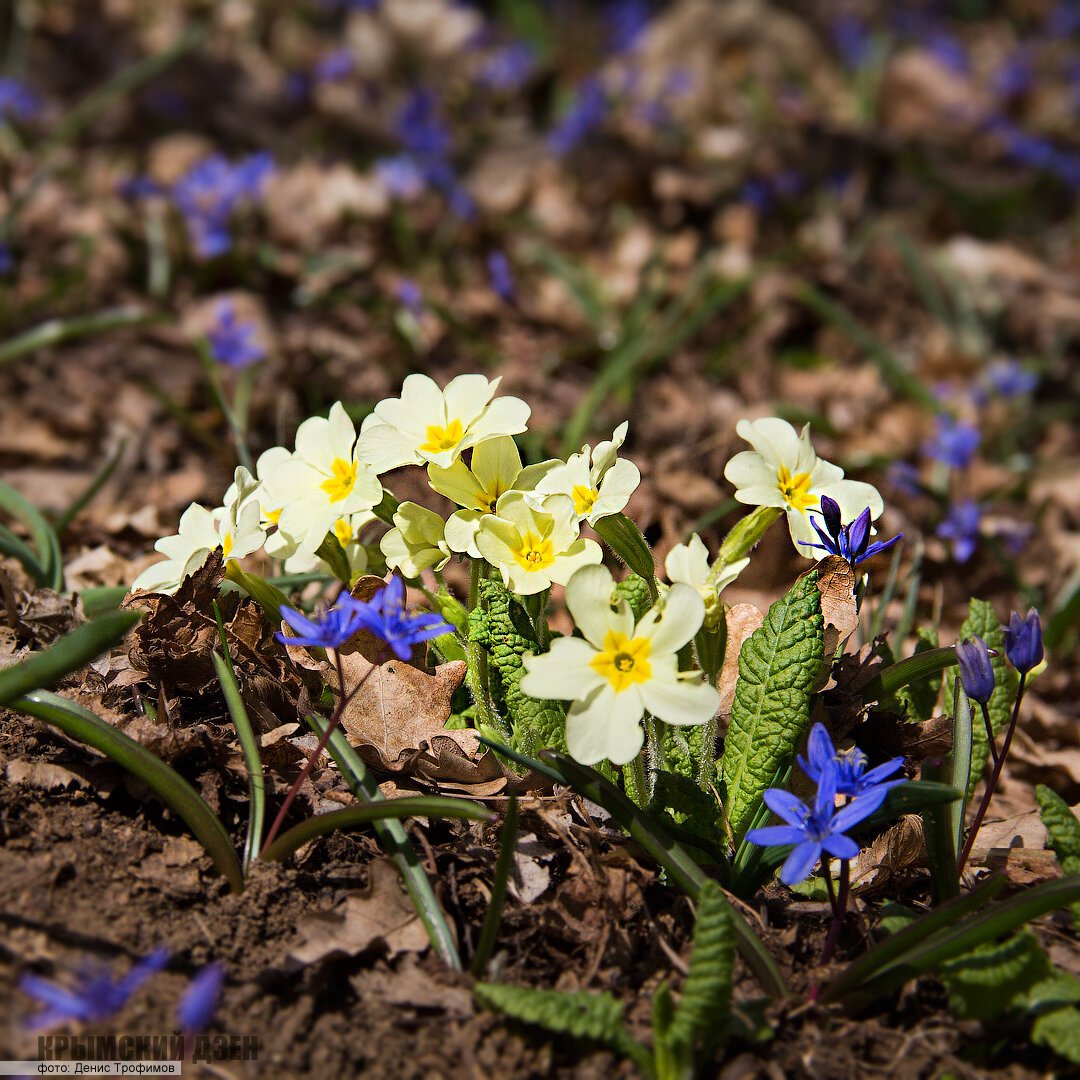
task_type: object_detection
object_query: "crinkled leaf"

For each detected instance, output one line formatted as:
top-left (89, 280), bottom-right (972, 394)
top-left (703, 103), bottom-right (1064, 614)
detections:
top-left (474, 983), bottom-right (645, 1066)
top-left (1036, 784), bottom-right (1080, 925)
top-left (613, 573), bottom-right (652, 622)
top-left (939, 930), bottom-right (1051, 1022)
top-left (1032, 1007), bottom-right (1080, 1064)
top-left (721, 571), bottom-right (824, 839)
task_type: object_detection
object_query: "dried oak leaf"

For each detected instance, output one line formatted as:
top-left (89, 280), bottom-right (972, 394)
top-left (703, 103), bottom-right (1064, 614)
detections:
top-left (287, 859), bottom-right (431, 966)
top-left (336, 651), bottom-right (505, 794)
top-left (814, 555), bottom-right (858, 666)
top-left (716, 603), bottom-right (764, 722)
top-left (849, 815), bottom-right (926, 894)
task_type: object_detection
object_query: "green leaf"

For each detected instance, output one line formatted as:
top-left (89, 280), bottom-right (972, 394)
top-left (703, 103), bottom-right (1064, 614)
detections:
top-left (946, 599), bottom-right (1018, 802)
top-left (613, 573), bottom-right (653, 622)
top-left (1032, 1006), bottom-right (1080, 1064)
top-left (13, 690), bottom-right (243, 893)
top-left (717, 506), bottom-right (782, 566)
top-left (940, 930), bottom-right (1051, 1022)
top-left (721, 572), bottom-right (824, 839)
top-left (1036, 784), bottom-right (1080, 925)
top-left (0, 478), bottom-right (63, 589)
top-left (0, 611), bottom-right (141, 706)
top-left (540, 749), bottom-right (788, 1001)
top-left (862, 645), bottom-right (959, 701)
top-left (891, 628), bottom-right (941, 721)
top-left (223, 562), bottom-right (290, 624)
top-left (593, 514), bottom-right (659, 600)
top-left (474, 983), bottom-right (646, 1067)
top-left (670, 880), bottom-right (734, 1054)
top-left (260, 797), bottom-right (494, 862)
top-left (469, 578), bottom-right (567, 756)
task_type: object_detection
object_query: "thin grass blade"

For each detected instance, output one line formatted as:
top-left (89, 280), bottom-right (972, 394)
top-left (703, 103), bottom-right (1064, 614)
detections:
top-left (472, 796), bottom-right (519, 977)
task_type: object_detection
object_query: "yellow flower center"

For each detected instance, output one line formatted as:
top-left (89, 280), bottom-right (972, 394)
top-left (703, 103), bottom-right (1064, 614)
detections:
top-left (265, 507), bottom-right (283, 527)
top-left (333, 518), bottom-right (353, 547)
top-left (221, 531), bottom-right (234, 559)
top-left (420, 418), bottom-right (465, 454)
top-left (571, 484), bottom-right (599, 517)
top-left (776, 465), bottom-right (814, 514)
top-left (512, 531), bottom-right (555, 573)
top-left (321, 457), bottom-right (359, 503)
top-left (590, 630), bottom-right (652, 693)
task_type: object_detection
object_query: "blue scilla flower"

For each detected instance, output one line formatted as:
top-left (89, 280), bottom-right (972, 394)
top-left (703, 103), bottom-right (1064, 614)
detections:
top-left (479, 41), bottom-right (536, 92)
top-left (177, 964), bottom-right (225, 1033)
top-left (800, 496), bottom-right (902, 567)
top-left (830, 15), bottom-right (872, 70)
top-left (396, 88), bottom-right (452, 163)
top-left (937, 499), bottom-right (981, 563)
top-left (172, 152), bottom-right (273, 259)
top-left (0, 77), bottom-right (40, 122)
top-left (19, 948), bottom-right (169, 1030)
top-left (956, 636), bottom-right (996, 705)
top-left (487, 251), bottom-right (515, 303)
top-left (375, 154), bottom-right (426, 200)
top-left (207, 302), bottom-right (265, 369)
top-left (394, 278), bottom-right (423, 316)
top-left (350, 575), bottom-right (452, 661)
top-left (1005, 608), bottom-right (1043, 675)
top-left (796, 723), bottom-right (905, 800)
top-left (924, 414), bottom-right (980, 469)
top-left (746, 771), bottom-right (884, 886)
top-left (603, 0), bottom-right (652, 55)
top-left (278, 593), bottom-right (371, 650)
top-left (548, 77), bottom-right (607, 156)
top-left (0, 242), bottom-right (13, 275)
top-left (313, 49), bottom-right (355, 84)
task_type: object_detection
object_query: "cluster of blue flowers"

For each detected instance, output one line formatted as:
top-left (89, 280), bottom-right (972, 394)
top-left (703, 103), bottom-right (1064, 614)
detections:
top-left (278, 575), bottom-right (451, 662)
top-left (18, 949), bottom-right (223, 1036)
top-left (206, 302), bottom-right (266, 370)
top-left (956, 607), bottom-right (1044, 707)
top-left (747, 724), bottom-right (905, 886)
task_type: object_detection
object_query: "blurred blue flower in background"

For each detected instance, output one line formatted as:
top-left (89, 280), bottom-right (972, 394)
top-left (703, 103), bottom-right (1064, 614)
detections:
top-left (0, 77), bottom-right (40, 122)
top-left (549, 77), bottom-right (607, 156)
top-left (937, 499), bottom-right (982, 563)
top-left (207, 302), bottom-right (265, 370)
top-left (924, 414), bottom-right (980, 469)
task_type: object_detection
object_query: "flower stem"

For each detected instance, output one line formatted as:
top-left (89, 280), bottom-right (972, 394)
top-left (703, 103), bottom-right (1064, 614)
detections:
top-left (978, 699), bottom-right (999, 767)
top-left (820, 858), bottom-right (850, 965)
top-left (957, 672), bottom-right (1027, 876)
top-left (261, 651), bottom-right (374, 854)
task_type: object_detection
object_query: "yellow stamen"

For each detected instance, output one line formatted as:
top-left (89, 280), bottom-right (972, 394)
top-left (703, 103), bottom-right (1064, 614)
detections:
top-left (776, 465), bottom-right (814, 514)
top-left (571, 484), bottom-right (599, 517)
top-left (321, 457), bottom-right (359, 503)
top-left (266, 507), bottom-right (283, 526)
top-left (222, 531), bottom-right (234, 559)
top-left (512, 531), bottom-right (555, 573)
top-left (420, 418), bottom-right (464, 454)
top-left (590, 630), bottom-right (652, 693)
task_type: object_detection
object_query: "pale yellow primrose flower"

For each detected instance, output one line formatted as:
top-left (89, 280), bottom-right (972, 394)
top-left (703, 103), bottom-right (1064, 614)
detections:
top-left (520, 564), bottom-right (720, 765)
top-left (531, 422), bottom-right (640, 525)
top-left (258, 402), bottom-right (382, 560)
top-left (358, 373), bottom-right (531, 474)
top-left (664, 533), bottom-right (748, 630)
top-left (132, 481), bottom-right (264, 595)
top-left (723, 418), bottom-right (883, 554)
top-left (430, 436), bottom-right (559, 558)
top-left (382, 502), bottom-right (452, 578)
top-left (474, 490), bottom-right (602, 596)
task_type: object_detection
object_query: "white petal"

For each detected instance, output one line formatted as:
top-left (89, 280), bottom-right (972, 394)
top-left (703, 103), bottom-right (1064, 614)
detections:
top-left (356, 418), bottom-right (424, 473)
top-left (819, 478), bottom-right (884, 521)
top-left (521, 637), bottom-right (606, 701)
top-left (735, 417), bottom-right (801, 467)
top-left (785, 506), bottom-right (821, 554)
top-left (639, 669), bottom-right (720, 727)
top-left (428, 459), bottom-right (486, 508)
top-left (545, 539), bottom-right (603, 586)
top-left (443, 373), bottom-right (499, 428)
top-left (638, 583), bottom-right (705, 656)
top-left (565, 564), bottom-right (632, 648)
top-left (565, 685), bottom-right (645, 766)
top-left (463, 394), bottom-right (531, 443)
top-left (588, 458), bottom-right (639, 522)
top-left (374, 373), bottom-right (445, 434)
top-left (723, 450), bottom-right (779, 491)
top-left (470, 436), bottom-right (522, 495)
top-left (444, 509), bottom-right (484, 557)
top-left (665, 534), bottom-right (710, 588)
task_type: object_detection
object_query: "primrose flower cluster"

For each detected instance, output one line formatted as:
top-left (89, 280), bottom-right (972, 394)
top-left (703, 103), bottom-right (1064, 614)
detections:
top-left (134, 376), bottom-right (892, 765)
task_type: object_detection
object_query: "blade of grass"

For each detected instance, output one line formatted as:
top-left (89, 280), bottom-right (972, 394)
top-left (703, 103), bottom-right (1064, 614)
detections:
top-left (0, 524), bottom-right (49, 584)
top-left (0, 610), bottom-right (141, 706)
top-left (78, 585), bottom-right (131, 617)
top-left (819, 874), bottom-right (1007, 1004)
top-left (540, 750), bottom-right (788, 1000)
top-left (796, 283), bottom-right (938, 410)
top-left (0, 478), bottom-right (62, 589)
top-left (261, 797), bottom-right (494, 863)
top-left (211, 644), bottom-right (266, 874)
top-left (862, 646), bottom-right (959, 701)
top-left (55, 439), bottom-right (127, 536)
top-left (14, 690), bottom-right (243, 893)
top-left (0, 306), bottom-right (162, 367)
top-left (472, 796), bottom-right (519, 977)
top-left (306, 713), bottom-right (465, 970)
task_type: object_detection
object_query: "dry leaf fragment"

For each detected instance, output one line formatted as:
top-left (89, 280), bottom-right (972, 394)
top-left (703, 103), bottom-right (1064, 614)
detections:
top-left (716, 603), bottom-right (764, 720)
top-left (288, 860), bottom-right (431, 965)
top-left (814, 555), bottom-right (858, 663)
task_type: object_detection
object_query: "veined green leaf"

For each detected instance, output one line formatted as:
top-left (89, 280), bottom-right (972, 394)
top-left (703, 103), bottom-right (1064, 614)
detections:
top-left (474, 983), bottom-right (646, 1068)
top-left (721, 572), bottom-right (824, 840)
top-left (0, 611), bottom-right (141, 706)
top-left (939, 930), bottom-right (1051, 1022)
top-left (1036, 784), bottom-right (1080, 924)
top-left (260, 797), bottom-right (494, 862)
top-left (669, 880), bottom-right (734, 1053)
top-left (13, 690), bottom-right (243, 893)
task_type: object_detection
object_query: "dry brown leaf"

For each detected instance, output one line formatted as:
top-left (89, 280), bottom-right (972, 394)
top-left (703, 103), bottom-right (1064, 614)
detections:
top-left (4, 759), bottom-right (110, 794)
top-left (849, 815), bottom-right (926, 894)
top-left (288, 859), bottom-right (431, 965)
top-left (717, 603), bottom-right (764, 719)
top-left (349, 955), bottom-right (474, 1015)
top-left (814, 555), bottom-right (858, 662)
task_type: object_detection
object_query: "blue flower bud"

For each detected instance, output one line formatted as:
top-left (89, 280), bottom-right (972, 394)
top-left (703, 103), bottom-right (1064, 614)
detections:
top-left (1004, 608), bottom-right (1043, 674)
top-left (955, 636), bottom-right (995, 704)
top-left (820, 495), bottom-right (843, 538)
